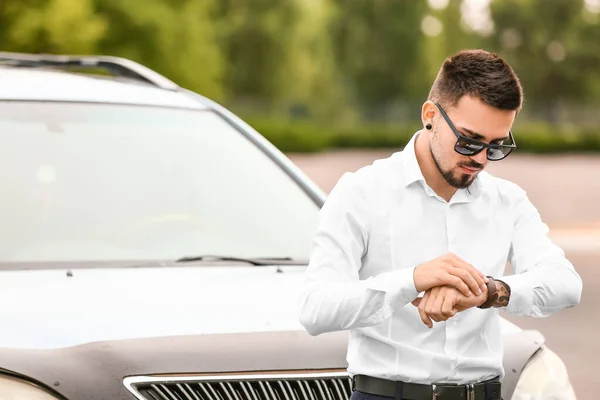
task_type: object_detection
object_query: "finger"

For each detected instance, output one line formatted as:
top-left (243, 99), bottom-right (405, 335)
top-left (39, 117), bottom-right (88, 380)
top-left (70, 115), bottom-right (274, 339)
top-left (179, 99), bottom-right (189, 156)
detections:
top-left (419, 299), bottom-right (432, 327)
top-left (424, 289), bottom-right (440, 322)
top-left (450, 267), bottom-right (483, 296)
top-left (411, 297), bottom-right (422, 307)
top-left (431, 291), bottom-right (448, 321)
top-left (463, 264), bottom-right (488, 290)
top-left (442, 293), bottom-right (457, 318)
top-left (418, 292), bottom-right (432, 328)
top-left (444, 274), bottom-right (471, 297)
top-left (453, 268), bottom-right (482, 296)
top-left (448, 255), bottom-right (488, 289)
top-left (455, 262), bottom-right (486, 293)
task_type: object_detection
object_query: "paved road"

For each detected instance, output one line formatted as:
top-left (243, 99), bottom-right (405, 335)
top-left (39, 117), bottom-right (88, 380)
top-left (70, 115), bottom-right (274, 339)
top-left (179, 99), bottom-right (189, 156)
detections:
top-left (287, 150), bottom-right (600, 398)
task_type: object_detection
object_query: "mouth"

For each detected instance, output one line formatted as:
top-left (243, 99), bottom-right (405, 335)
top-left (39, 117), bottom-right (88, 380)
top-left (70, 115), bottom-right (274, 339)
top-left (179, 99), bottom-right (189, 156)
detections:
top-left (459, 165), bottom-right (481, 175)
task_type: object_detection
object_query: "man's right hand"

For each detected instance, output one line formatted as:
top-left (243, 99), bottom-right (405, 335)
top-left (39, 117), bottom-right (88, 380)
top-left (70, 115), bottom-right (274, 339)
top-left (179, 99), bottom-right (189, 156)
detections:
top-left (413, 253), bottom-right (488, 297)
top-left (410, 285), bottom-right (488, 328)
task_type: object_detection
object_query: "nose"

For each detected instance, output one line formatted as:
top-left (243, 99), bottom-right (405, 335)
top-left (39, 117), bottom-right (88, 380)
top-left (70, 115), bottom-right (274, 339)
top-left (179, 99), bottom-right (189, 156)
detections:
top-left (471, 149), bottom-right (488, 165)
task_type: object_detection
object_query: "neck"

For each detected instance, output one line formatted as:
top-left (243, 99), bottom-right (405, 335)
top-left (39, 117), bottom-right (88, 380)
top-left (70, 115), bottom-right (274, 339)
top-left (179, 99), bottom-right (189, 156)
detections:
top-left (414, 130), bottom-right (457, 202)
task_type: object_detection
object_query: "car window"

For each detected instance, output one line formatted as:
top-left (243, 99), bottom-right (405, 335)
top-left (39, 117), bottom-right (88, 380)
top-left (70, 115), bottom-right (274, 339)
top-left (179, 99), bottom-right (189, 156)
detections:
top-left (0, 101), bottom-right (321, 264)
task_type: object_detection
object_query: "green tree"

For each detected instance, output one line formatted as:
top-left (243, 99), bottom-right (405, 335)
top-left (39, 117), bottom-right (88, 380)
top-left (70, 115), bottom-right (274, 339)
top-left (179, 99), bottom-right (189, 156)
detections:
top-left (269, 0), bottom-right (348, 120)
top-left (213, 0), bottom-right (300, 103)
top-left (327, 0), bottom-right (429, 120)
top-left (420, 0), bottom-right (488, 83)
top-left (0, 0), bottom-right (107, 54)
top-left (483, 0), bottom-right (600, 122)
top-left (212, 0), bottom-right (350, 121)
top-left (94, 0), bottom-right (225, 100)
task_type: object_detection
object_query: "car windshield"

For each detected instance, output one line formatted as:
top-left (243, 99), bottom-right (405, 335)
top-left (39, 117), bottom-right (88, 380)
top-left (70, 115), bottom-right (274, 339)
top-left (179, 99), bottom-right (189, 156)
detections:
top-left (0, 101), bottom-right (321, 265)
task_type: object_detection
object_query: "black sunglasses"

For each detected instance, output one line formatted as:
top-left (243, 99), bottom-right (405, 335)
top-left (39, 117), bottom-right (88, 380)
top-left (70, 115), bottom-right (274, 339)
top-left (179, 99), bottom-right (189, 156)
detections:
top-left (434, 102), bottom-right (516, 161)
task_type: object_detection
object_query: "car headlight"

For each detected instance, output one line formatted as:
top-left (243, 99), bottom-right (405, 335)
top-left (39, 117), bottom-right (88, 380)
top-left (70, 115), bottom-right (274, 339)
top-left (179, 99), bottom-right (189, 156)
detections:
top-left (0, 374), bottom-right (62, 400)
top-left (511, 346), bottom-right (577, 400)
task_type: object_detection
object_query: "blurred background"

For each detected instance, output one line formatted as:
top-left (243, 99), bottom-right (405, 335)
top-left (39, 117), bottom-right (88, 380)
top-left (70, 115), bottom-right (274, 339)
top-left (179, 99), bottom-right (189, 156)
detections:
top-left (2, 0), bottom-right (599, 396)
top-left (2, 0), bottom-right (600, 153)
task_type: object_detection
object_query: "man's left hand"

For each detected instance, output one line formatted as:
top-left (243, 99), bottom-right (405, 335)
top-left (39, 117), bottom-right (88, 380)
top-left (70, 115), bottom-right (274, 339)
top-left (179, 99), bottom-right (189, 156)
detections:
top-left (411, 285), bottom-right (488, 328)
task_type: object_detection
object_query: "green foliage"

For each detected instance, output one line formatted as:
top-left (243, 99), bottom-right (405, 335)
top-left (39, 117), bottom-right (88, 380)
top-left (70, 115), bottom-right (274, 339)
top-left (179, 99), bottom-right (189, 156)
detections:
top-left (276, 0), bottom-right (345, 119)
top-left (245, 116), bottom-right (600, 154)
top-left (1, 0), bottom-right (600, 153)
top-left (0, 0), bottom-right (107, 54)
top-left (94, 0), bottom-right (225, 100)
top-left (328, 0), bottom-right (429, 113)
top-left (213, 0), bottom-right (307, 102)
top-left (420, 0), bottom-right (487, 80)
top-left (483, 0), bottom-right (600, 112)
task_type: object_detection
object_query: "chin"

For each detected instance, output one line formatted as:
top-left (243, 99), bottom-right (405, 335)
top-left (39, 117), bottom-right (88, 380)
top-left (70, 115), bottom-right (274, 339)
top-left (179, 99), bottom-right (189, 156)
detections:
top-left (449, 174), bottom-right (474, 189)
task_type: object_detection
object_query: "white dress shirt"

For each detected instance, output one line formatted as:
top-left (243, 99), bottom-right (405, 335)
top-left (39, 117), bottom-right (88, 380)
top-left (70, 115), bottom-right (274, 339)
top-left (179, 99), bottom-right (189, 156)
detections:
top-left (297, 132), bottom-right (582, 385)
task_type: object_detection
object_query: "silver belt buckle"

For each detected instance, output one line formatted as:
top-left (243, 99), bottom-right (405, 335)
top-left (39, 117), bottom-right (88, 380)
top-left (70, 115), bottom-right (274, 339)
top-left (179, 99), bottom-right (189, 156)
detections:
top-left (466, 383), bottom-right (475, 400)
top-left (431, 384), bottom-right (438, 400)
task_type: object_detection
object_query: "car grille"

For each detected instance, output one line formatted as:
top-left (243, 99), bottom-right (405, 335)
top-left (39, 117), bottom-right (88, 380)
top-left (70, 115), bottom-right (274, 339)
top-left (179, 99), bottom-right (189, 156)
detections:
top-left (124, 372), bottom-right (353, 400)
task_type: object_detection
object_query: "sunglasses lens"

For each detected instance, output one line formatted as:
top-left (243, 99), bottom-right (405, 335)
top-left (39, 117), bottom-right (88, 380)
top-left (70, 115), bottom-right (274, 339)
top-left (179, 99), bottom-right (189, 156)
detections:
top-left (487, 147), bottom-right (511, 161)
top-left (455, 139), bottom-right (483, 156)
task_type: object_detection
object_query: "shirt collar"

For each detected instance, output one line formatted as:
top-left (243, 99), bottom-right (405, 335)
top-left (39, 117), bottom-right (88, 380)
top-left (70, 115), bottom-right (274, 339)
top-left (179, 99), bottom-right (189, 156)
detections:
top-left (401, 132), bottom-right (425, 187)
top-left (400, 131), bottom-right (483, 202)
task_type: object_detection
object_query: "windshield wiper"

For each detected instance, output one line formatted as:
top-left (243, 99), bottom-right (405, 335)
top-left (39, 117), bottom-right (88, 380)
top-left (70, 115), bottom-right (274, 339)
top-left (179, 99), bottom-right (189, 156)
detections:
top-left (175, 255), bottom-right (305, 266)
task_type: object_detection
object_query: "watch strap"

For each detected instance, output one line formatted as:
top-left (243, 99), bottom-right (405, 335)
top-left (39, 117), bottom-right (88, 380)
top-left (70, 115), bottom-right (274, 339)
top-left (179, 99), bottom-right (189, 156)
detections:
top-left (478, 276), bottom-right (498, 309)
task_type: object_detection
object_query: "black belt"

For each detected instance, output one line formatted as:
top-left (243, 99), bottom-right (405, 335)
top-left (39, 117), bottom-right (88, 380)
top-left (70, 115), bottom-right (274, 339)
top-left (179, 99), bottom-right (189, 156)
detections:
top-left (352, 374), bottom-right (502, 400)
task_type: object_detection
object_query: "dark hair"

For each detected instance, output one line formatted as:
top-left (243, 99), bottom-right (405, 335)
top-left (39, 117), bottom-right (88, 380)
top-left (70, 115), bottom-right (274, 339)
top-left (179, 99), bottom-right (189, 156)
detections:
top-left (428, 49), bottom-right (523, 112)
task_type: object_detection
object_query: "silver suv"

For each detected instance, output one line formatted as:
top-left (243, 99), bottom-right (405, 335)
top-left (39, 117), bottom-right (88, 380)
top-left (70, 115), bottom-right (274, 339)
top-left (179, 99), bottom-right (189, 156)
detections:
top-left (0, 52), bottom-right (576, 400)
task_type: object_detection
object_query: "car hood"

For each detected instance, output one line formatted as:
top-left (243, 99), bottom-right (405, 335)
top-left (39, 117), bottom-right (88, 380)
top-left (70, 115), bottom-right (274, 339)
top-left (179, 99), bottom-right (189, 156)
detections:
top-left (0, 264), bottom-right (310, 349)
top-left (0, 264), bottom-right (522, 349)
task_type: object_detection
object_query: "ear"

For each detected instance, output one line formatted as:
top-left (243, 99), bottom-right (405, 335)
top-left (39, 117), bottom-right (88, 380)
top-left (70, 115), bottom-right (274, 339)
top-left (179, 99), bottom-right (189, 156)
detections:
top-left (421, 100), bottom-right (437, 129)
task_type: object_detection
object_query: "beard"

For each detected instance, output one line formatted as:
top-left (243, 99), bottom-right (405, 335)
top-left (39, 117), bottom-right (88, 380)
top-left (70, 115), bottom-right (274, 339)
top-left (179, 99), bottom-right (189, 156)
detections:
top-left (430, 137), bottom-right (483, 189)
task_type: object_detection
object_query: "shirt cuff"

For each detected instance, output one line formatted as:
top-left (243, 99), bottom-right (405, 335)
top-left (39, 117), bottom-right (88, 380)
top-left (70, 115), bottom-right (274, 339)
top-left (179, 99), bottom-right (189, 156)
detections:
top-left (366, 266), bottom-right (419, 310)
top-left (496, 275), bottom-right (533, 316)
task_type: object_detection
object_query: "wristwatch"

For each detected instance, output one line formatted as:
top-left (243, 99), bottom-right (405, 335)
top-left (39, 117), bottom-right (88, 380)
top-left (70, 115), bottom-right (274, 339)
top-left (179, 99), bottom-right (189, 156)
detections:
top-left (477, 276), bottom-right (498, 309)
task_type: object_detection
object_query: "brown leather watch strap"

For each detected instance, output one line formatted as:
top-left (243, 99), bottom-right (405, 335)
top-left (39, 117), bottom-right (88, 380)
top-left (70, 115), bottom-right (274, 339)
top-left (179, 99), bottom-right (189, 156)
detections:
top-left (478, 277), bottom-right (498, 309)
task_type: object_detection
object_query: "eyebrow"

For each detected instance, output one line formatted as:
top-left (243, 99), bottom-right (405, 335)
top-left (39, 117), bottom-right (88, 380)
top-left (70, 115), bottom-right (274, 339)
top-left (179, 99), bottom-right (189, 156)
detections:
top-left (458, 126), bottom-right (509, 142)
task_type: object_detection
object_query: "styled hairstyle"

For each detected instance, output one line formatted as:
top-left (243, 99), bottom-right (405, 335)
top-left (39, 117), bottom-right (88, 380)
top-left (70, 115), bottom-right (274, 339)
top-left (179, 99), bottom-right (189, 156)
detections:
top-left (428, 49), bottom-right (523, 112)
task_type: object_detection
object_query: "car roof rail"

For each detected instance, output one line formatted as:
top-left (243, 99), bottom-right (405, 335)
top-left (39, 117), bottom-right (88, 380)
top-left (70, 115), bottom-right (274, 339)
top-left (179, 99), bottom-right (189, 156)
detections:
top-left (0, 51), bottom-right (180, 91)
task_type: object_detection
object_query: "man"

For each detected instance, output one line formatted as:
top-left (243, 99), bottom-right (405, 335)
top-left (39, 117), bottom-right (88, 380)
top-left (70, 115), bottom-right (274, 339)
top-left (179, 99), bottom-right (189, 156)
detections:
top-left (297, 49), bottom-right (582, 400)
